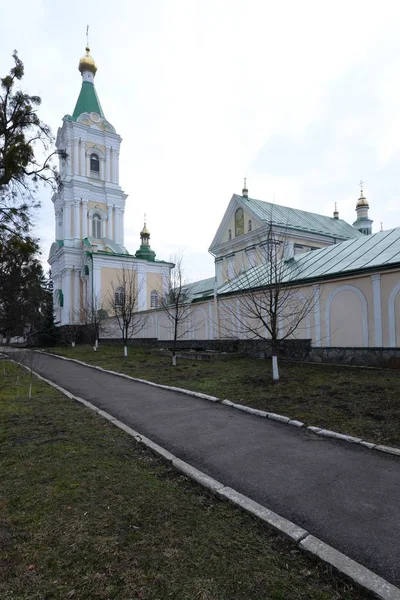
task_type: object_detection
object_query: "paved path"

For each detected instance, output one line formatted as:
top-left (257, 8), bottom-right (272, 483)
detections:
top-left (17, 352), bottom-right (400, 586)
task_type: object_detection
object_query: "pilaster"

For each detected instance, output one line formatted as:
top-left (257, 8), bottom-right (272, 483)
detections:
top-left (371, 274), bottom-right (383, 346)
top-left (63, 269), bottom-right (72, 323)
top-left (74, 201), bottom-right (80, 238)
top-left (313, 284), bottom-right (321, 347)
top-left (138, 268), bottom-right (147, 311)
top-left (107, 205), bottom-right (113, 238)
top-left (82, 200), bottom-right (88, 238)
top-left (64, 203), bottom-right (71, 239)
top-left (80, 140), bottom-right (86, 175)
top-left (73, 139), bottom-right (79, 175)
top-left (106, 147), bottom-right (111, 181)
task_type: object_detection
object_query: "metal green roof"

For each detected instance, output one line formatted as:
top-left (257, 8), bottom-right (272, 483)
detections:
top-left (72, 81), bottom-right (104, 120)
top-left (218, 227), bottom-right (400, 294)
top-left (236, 194), bottom-right (363, 241)
top-left (183, 277), bottom-right (215, 301)
top-left (135, 244), bottom-right (156, 261)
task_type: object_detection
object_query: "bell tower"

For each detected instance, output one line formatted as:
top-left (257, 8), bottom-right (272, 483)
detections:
top-left (49, 43), bottom-right (128, 324)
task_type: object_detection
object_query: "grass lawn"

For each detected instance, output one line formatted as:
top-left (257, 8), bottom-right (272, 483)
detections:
top-left (0, 360), bottom-right (370, 600)
top-left (48, 345), bottom-right (400, 447)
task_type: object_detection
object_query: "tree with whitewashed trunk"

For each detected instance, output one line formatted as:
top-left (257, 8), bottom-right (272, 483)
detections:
top-left (108, 268), bottom-right (146, 357)
top-left (62, 315), bottom-right (80, 348)
top-left (81, 294), bottom-right (107, 351)
top-left (220, 222), bottom-right (317, 382)
top-left (159, 255), bottom-right (193, 366)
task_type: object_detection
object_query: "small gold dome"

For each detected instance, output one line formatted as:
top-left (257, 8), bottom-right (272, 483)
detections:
top-left (79, 46), bottom-right (97, 75)
top-left (141, 223), bottom-right (150, 236)
top-left (356, 192), bottom-right (369, 208)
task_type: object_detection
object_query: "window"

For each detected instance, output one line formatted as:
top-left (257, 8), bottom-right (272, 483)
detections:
top-left (235, 208), bottom-right (244, 236)
top-left (151, 290), bottom-right (159, 308)
top-left (92, 214), bottom-right (102, 238)
top-left (228, 229), bottom-right (232, 240)
top-left (115, 286), bottom-right (125, 307)
top-left (248, 219), bottom-right (252, 232)
top-left (90, 153), bottom-right (100, 173)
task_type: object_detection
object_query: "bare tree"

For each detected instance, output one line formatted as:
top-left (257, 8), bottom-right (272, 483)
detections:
top-left (81, 294), bottom-right (107, 351)
top-left (159, 255), bottom-right (194, 366)
top-left (220, 222), bottom-right (317, 382)
top-left (108, 268), bottom-right (146, 357)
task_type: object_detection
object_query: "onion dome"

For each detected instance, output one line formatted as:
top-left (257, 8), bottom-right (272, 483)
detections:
top-left (141, 223), bottom-right (150, 237)
top-left (356, 184), bottom-right (369, 208)
top-left (79, 46), bottom-right (97, 75)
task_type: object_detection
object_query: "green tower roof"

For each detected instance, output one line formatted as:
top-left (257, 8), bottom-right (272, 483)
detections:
top-left (72, 81), bottom-right (104, 121)
top-left (135, 244), bottom-right (156, 261)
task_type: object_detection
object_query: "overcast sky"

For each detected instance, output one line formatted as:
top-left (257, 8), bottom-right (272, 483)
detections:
top-left (2, 0), bottom-right (400, 280)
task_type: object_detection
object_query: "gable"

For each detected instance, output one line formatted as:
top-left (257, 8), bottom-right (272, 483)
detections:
top-left (208, 195), bottom-right (264, 252)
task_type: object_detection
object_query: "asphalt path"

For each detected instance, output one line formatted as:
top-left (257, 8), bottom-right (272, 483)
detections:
top-left (12, 351), bottom-right (400, 587)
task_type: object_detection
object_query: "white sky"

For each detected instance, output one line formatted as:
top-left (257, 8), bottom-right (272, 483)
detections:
top-left (2, 0), bottom-right (400, 280)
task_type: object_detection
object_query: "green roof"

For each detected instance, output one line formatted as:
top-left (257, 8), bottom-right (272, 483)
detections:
top-left (235, 194), bottom-right (363, 241)
top-left (135, 244), bottom-right (156, 261)
top-left (183, 277), bottom-right (215, 302)
top-left (218, 227), bottom-right (400, 294)
top-left (72, 81), bottom-right (104, 120)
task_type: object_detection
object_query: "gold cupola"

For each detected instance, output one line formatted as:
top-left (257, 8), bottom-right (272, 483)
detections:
top-left (356, 184), bottom-right (369, 208)
top-left (79, 46), bottom-right (97, 75)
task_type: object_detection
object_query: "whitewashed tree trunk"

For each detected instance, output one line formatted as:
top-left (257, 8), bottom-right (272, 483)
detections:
top-left (272, 355), bottom-right (280, 382)
top-left (28, 382), bottom-right (32, 399)
top-left (172, 354), bottom-right (177, 366)
top-left (124, 345), bottom-right (128, 357)
top-left (95, 338), bottom-right (98, 350)
top-left (71, 341), bottom-right (75, 348)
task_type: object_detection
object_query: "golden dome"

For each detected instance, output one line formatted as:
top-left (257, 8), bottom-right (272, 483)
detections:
top-left (141, 223), bottom-right (150, 236)
top-left (79, 46), bottom-right (97, 75)
top-left (356, 192), bottom-right (369, 208)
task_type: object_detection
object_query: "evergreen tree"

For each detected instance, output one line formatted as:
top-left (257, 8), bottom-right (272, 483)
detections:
top-left (0, 50), bottom-right (65, 235)
top-left (0, 233), bottom-right (45, 340)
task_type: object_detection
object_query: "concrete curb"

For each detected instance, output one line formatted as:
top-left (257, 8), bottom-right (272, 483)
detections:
top-left (34, 351), bottom-right (400, 458)
top-left (299, 536), bottom-right (400, 600)
top-left (9, 358), bottom-right (400, 600)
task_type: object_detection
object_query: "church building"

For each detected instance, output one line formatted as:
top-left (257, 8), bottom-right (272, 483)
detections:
top-left (48, 46), bottom-right (172, 325)
top-left (49, 45), bottom-right (400, 349)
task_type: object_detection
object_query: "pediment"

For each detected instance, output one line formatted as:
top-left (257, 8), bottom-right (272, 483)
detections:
top-left (208, 194), bottom-right (264, 253)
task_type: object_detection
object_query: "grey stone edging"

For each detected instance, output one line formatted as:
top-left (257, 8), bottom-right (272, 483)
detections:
top-left (36, 351), bottom-right (400, 458)
top-left (11, 358), bottom-right (400, 600)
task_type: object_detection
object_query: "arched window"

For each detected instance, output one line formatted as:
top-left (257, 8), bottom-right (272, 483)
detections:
top-left (235, 208), bottom-right (244, 236)
top-left (248, 219), bottom-right (252, 232)
top-left (228, 229), bottom-right (232, 240)
top-left (90, 153), bottom-right (100, 173)
top-left (115, 286), bottom-right (125, 307)
top-left (151, 290), bottom-right (159, 309)
top-left (92, 214), bottom-right (102, 238)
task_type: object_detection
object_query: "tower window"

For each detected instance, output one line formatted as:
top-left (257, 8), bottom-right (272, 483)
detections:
top-left (90, 153), bottom-right (100, 173)
top-left (228, 229), bottom-right (232, 240)
top-left (92, 214), bottom-right (102, 238)
top-left (151, 290), bottom-right (159, 309)
top-left (115, 286), bottom-right (125, 307)
top-left (248, 219), bottom-right (252, 232)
